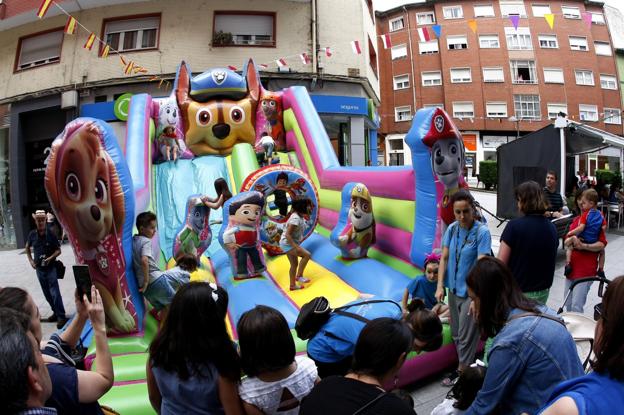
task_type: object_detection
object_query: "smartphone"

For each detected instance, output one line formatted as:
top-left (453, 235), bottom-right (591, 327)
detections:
top-left (73, 265), bottom-right (93, 302)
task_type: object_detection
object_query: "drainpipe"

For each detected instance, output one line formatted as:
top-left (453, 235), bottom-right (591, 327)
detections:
top-left (404, 7), bottom-right (417, 112)
top-left (311, 0), bottom-right (318, 74)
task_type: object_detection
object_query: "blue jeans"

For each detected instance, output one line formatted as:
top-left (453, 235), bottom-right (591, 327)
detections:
top-left (36, 266), bottom-right (66, 318)
top-left (144, 271), bottom-right (189, 311)
top-left (564, 278), bottom-right (593, 313)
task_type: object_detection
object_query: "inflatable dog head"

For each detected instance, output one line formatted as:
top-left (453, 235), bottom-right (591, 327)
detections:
top-left (175, 60), bottom-right (261, 156)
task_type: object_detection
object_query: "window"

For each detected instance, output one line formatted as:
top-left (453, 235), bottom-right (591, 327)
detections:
top-left (447, 35), bottom-right (468, 50)
top-left (450, 67), bottom-right (472, 83)
top-left (538, 34), bottom-right (558, 48)
top-left (562, 6), bottom-right (581, 19)
top-left (591, 12), bottom-right (605, 25)
top-left (16, 29), bottom-right (63, 70)
top-left (443, 6), bottom-right (463, 19)
top-left (395, 106), bottom-right (412, 122)
top-left (483, 67), bottom-right (505, 82)
top-left (547, 103), bottom-right (568, 119)
top-left (213, 12), bottom-right (275, 46)
top-left (505, 27), bottom-right (532, 50)
top-left (453, 102), bottom-right (475, 118)
top-left (422, 71), bottom-right (442, 86)
top-left (595, 41), bottom-right (612, 56)
top-left (389, 153), bottom-right (405, 166)
top-left (419, 40), bottom-right (439, 54)
top-left (389, 139), bottom-right (404, 150)
top-left (368, 36), bottom-right (377, 77)
top-left (391, 44), bottom-right (408, 59)
top-left (532, 4), bottom-right (551, 17)
top-left (474, 4), bottom-right (495, 17)
top-left (500, 1), bottom-right (527, 17)
top-left (423, 104), bottom-right (445, 109)
top-left (486, 102), bottom-right (508, 117)
top-left (389, 16), bottom-right (405, 32)
top-left (416, 12), bottom-right (436, 25)
top-left (575, 70), bottom-right (594, 86)
top-left (604, 108), bottom-right (622, 125)
top-left (393, 74), bottom-right (410, 90)
top-left (543, 68), bottom-right (564, 83)
top-left (579, 104), bottom-right (598, 122)
top-left (600, 74), bottom-right (617, 90)
top-left (514, 95), bottom-right (541, 120)
top-left (479, 34), bottom-right (500, 48)
top-left (569, 36), bottom-right (588, 51)
top-left (104, 15), bottom-right (160, 52)
top-left (510, 60), bottom-right (537, 84)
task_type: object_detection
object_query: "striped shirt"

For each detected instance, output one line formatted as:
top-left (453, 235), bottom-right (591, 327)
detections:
top-left (543, 187), bottom-right (564, 212)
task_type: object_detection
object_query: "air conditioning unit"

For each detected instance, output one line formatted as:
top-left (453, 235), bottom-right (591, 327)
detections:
top-left (61, 90), bottom-right (78, 109)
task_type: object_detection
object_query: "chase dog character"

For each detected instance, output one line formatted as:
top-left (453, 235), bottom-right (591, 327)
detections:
top-left (222, 192), bottom-right (266, 279)
top-left (422, 109), bottom-right (468, 227)
top-left (176, 60), bottom-right (261, 156)
top-left (44, 121), bottom-right (136, 333)
top-left (336, 183), bottom-right (376, 259)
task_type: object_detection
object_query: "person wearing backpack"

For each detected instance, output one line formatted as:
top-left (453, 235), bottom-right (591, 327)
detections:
top-left (306, 298), bottom-right (442, 378)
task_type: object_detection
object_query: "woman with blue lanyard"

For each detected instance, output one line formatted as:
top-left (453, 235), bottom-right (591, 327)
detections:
top-left (435, 190), bottom-right (491, 386)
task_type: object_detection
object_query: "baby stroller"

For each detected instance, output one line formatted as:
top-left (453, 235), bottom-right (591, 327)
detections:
top-left (557, 276), bottom-right (610, 371)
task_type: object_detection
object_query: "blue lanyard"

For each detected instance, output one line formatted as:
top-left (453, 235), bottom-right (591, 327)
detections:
top-left (454, 223), bottom-right (473, 282)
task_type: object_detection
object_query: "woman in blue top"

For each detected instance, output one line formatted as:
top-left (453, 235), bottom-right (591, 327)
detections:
top-left (147, 282), bottom-right (244, 415)
top-left (435, 190), bottom-right (491, 385)
top-left (464, 257), bottom-right (583, 415)
top-left (539, 275), bottom-right (624, 415)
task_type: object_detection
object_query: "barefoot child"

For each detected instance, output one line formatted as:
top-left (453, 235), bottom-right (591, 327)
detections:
top-left (158, 126), bottom-right (179, 161)
top-left (564, 189), bottom-right (606, 278)
top-left (280, 198), bottom-right (312, 290)
top-left (402, 251), bottom-right (450, 321)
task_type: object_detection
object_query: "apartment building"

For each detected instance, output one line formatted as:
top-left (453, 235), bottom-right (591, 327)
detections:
top-left (376, 0), bottom-right (622, 177)
top-left (0, 0), bottom-right (380, 247)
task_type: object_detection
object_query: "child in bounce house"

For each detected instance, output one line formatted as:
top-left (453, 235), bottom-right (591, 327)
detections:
top-left (158, 125), bottom-right (179, 162)
top-left (279, 198), bottom-right (312, 290)
top-left (402, 251), bottom-right (450, 322)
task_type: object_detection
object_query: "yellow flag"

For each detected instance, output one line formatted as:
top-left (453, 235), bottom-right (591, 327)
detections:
top-left (468, 19), bottom-right (478, 34)
top-left (544, 14), bottom-right (555, 30)
top-left (100, 45), bottom-right (110, 58)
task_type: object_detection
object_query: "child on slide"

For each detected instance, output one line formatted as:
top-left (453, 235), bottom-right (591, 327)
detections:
top-left (280, 198), bottom-right (312, 290)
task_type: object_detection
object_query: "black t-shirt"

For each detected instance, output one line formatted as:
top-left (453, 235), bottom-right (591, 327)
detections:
top-left (300, 376), bottom-right (415, 415)
top-left (543, 187), bottom-right (564, 212)
top-left (27, 228), bottom-right (60, 270)
top-left (500, 215), bottom-right (558, 292)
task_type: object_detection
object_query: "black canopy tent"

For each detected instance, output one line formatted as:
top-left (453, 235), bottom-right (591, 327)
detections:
top-left (497, 120), bottom-right (624, 218)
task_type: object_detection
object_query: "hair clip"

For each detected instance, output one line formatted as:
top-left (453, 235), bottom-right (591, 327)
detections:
top-left (470, 359), bottom-right (485, 368)
top-left (208, 282), bottom-right (219, 303)
top-left (424, 251), bottom-right (441, 265)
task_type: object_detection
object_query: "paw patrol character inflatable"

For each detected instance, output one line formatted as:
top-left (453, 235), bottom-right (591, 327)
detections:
top-left (331, 183), bottom-right (376, 259)
top-left (45, 120), bottom-right (137, 333)
top-left (173, 193), bottom-right (223, 261)
top-left (219, 191), bottom-right (266, 279)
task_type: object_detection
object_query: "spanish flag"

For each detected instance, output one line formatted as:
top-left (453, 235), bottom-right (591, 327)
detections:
top-left (100, 45), bottom-right (110, 58)
top-left (83, 33), bottom-right (96, 50)
top-left (124, 61), bottom-right (134, 75)
top-left (64, 16), bottom-right (77, 35)
top-left (37, 0), bottom-right (53, 19)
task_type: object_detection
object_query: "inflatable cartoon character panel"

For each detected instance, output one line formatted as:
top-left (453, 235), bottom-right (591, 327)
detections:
top-left (173, 194), bottom-right (222, 260)
top-left (175, 59), bottom-right (261, 156)
top-left (45, 120), bottom-right (137, 333)
top-left (331, 183), bottom-right (376, 259)
top-left (218, 191), bottom-right (267, 279)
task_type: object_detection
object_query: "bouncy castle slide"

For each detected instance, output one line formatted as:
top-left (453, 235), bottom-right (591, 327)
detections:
top-left (45, 61), bottom-right (469, 413)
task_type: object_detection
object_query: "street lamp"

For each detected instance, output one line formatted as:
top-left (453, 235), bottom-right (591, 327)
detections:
top-left (508, 115), bottom-right (520, 140)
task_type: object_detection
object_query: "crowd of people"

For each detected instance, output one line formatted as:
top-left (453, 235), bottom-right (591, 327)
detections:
top-left (2, 171), bottom-right (623, 415)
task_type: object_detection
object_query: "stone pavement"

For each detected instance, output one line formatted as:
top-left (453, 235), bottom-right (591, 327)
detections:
top-left (1, 190), bottom-right (622, 414)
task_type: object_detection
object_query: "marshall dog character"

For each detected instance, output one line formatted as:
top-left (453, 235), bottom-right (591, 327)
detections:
top-left (422, 109), bottom-right (469, 228)
top-left (176, 60), bottom-right (261, 156)
top-left (45, 121), bottom-right (136, 333)
top-left (259, 91), bottom-right (285, 148)
top-left (333, 183), bottom-right (376, 259)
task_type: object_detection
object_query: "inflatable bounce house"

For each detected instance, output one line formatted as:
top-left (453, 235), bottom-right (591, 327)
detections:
top-left (44, 59), bottom-right (471, 413)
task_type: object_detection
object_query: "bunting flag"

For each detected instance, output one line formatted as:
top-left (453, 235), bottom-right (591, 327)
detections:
top-left (100, 45), bottom-right (110, 58)
top-left (276, 58), bottom-right (287, 67)
top-left (582, 12), bottom-right (593, 28)
top-left (380, 33), bottom-right (392, 49)
top-left (299, 52), bottom-right (311, 64)
top-left (509, 15), bottom-right (520, 30)
top-left (158, 79), bottom-right (165, 88)
top-left (83, 32), bottom-right (96, 50)
top-left (431, 25), bottom-right (442, 38)
top-left (417, 27), bottom-right (430, 42)
top-left (468, 19), bottom-right (478, 34)
top-left (325, 47), bottom-right (333, 57)
top-left (350, 40), bottom-right (362, 55)
top-left (37, 0), bottom-right (53, 19)
top-left (544, 14), bottom-right (555, 29)
top-left (64, 16), bottom-right (77, 34)
top-left (124, 61), bottom-right (134, 75)
top-left (259, 63), bottom-right (268, 69)
top-left (120, 55), bottom-right (127, 66)
top-left (133, 65), bottom-right (148, 74)
top-left (227, 65), bottom-right (238, 71)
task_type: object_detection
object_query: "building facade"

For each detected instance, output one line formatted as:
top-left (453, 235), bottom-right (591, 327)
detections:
top-left (376, 0), bottom-right (622, 177)
top-left (0, 0), bottom-right (381, 247)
